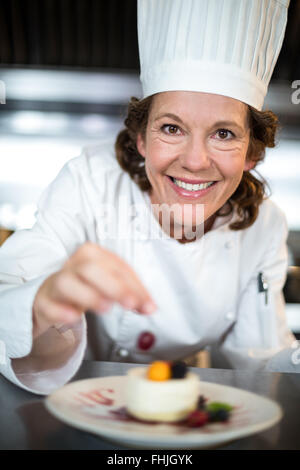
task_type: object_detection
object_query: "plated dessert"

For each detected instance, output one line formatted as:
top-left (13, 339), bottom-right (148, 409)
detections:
top-left (125, 361), bottom-right (233, 426)
top-left (45, 371), bottom-right (282, 448)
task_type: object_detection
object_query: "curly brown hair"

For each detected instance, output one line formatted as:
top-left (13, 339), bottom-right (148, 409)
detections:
top-left (115, 95), bottom-right (279, 231)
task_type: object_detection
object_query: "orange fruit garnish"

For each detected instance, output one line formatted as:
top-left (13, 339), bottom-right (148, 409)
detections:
top-left (147, 361), bottom-right (171, 381)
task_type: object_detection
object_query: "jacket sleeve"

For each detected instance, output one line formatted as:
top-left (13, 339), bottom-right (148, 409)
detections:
top-left (218, 206), bottom-right (297, 373)
top-left (0, 157), bottom-right (89, 395)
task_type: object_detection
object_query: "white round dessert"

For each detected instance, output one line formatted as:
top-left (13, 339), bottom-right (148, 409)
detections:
top-left (125, 366), bottom-right (200, 422)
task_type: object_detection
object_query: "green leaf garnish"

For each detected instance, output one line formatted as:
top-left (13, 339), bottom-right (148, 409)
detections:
top-left (206, 402), bottom-right (234, 413)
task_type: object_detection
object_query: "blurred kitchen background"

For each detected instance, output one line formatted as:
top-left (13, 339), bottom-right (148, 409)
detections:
top-left (0, 0), bottom-right (300, 338)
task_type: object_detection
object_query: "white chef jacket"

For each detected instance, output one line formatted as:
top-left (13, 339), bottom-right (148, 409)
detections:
top-left (0, 139), bottom-right (297, 395)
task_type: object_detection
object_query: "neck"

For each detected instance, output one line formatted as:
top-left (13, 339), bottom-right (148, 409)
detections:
top-left (175, 213), bottom-right (217, 244)
top-left (149, 193), bottom-right (217, 243)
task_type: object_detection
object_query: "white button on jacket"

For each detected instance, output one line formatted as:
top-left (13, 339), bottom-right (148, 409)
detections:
top-left (0, 139), bottom-right (297, 395)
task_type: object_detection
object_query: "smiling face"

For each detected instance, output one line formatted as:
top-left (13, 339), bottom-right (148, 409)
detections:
top-left (136, 91), bottom-right (255, 241)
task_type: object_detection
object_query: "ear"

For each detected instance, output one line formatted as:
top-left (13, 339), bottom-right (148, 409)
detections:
top-left (244, 159), bottom-right (256, 172)
top-left (136, 133), bottom-right (146, 159)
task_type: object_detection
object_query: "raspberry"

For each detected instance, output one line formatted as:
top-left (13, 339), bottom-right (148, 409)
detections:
top-left (137, 331), bottom-right (155, 351)
top-left (170, 361), bottom-right (187, 379)
top-left (186, 410), bottom-right (209, 427)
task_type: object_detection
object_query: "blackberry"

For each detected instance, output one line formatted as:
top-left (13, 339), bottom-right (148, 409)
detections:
top-left (208, 409), bottom-right (230, 423)
top-left (170, 361), bottom-right (187, 379)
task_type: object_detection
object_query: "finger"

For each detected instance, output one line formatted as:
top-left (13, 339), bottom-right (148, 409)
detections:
top-left (114, 267), bottom-right (155, 304)
top-left (112, 268), bottom-right (157, 313)
top-left (37, 296), bottom-right (82, 325)
top-left (69, 244), bottom-right (157, 313)
top-left (79, 246), bottom-right (156, 308)
top-left (51, 271), bottom-right (112, 313)
top-left (74, 261), bottom-right (155, 314)
top-left (98, 251), bottom-right (155, 302)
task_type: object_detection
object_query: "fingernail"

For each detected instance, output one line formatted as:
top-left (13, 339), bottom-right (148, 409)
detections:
top-left (141, 301), bottom-right (157, 314)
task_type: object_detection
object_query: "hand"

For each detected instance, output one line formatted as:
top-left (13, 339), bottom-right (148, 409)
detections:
top-left (32, 242), bottom-right (157, 338)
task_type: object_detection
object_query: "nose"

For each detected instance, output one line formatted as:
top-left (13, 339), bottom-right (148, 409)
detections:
top-left (179, 135), bottom-right (211, 172)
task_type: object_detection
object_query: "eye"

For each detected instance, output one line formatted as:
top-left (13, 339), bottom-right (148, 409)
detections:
top-left (214, 129), bottom-right (235, 140)
top-left (161, 124), bottom-right (182, 136)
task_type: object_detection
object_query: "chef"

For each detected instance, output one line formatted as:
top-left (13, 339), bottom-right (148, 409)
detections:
top-left (0, 0), bottom-right (297, 395)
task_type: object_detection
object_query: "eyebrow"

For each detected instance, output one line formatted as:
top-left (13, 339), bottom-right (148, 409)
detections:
top-left (154, 113), bottom-right (185, 125)
top-left (212, 120), bottom-right (245, 133)
top-left (154, 113), bottom-right (245, 133)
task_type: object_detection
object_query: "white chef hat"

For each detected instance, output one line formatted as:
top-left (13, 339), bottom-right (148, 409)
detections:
top-left (137, 0), bottom-right (290, 110)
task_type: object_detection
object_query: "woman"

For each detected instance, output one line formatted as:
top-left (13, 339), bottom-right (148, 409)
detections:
top-left (0, 0), bottom-right (296, 394)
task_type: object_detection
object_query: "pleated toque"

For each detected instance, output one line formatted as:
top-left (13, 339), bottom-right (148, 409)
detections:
top-left (137, 0), bottom-right (290, 110)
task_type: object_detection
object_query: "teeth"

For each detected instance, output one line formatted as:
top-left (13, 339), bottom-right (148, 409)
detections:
top-left (173, 178), bottom-right (214, 191)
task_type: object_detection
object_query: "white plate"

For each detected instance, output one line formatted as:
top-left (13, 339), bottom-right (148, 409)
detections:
top-left (45, 375), bottom-right (282, 449)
